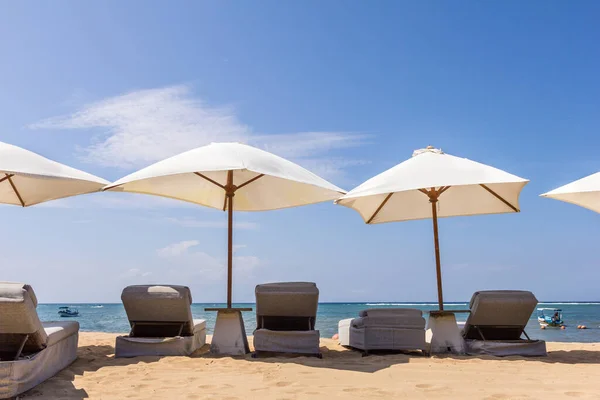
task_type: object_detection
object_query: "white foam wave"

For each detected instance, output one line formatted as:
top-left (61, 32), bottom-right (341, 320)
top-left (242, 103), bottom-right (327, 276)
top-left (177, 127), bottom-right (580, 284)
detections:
top-left (365, 303), bottom-right (468, 306)
top-left (91, 305), bottom-right (104, 308)
top-left (539, 302), bottom-right (600, 305)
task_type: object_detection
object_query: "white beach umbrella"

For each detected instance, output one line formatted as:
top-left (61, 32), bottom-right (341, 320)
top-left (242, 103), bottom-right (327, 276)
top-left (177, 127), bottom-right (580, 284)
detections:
top-left (336, 146), bottom-right (529, 310)
top-left (105, 142), bottom-right (345, 308)
top-left (541, 172), bottom-right (600, 213)
top-left (0, 141), bottom-right (109, 207)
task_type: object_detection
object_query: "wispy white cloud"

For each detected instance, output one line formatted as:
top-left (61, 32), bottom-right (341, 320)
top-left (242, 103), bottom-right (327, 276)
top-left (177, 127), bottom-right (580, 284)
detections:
top-left (90, 193), bottom-right (198, 209)
top-left (30, 85), bottom-right (250, 168)
top-left (163, 216), bottom-right (258, 230)
top-left (233, 255), bottom-right (261, 274)
top-left (35, 192), bottom-right (197, 210)
top-left (233, 244), bottom-right (247, 253)
top-left (29, 84), bottom-right (369, 182)
top-left (447, 263), bottom-right (512, 272)
top-left (157, 240), bottom-right (200, 257)
top-left (157, 240), bottom-right (262, 281)
top-left (119, 268), bottom-right (153, 279)
top-left (298, 158), bottom-right (371, 182)
top-left (251, 132), bottom-right (370, 160)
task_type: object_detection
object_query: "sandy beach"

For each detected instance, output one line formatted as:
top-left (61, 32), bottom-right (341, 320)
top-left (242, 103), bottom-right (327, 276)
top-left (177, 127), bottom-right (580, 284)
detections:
top-left (16, 332), bottom-right (600, 399)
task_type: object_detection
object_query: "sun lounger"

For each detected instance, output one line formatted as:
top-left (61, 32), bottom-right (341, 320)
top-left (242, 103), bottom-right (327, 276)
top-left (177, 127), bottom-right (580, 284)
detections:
top-left (338, 308), bottom-right (427, 355)
top-left (462, 290), bottom-right (547, 356)
top-left (115, 285), bottom-right (206, 358)
top-left (253, 282), bottom-right (321, 357)
top-left (0, 282), bottom-right (79, 399)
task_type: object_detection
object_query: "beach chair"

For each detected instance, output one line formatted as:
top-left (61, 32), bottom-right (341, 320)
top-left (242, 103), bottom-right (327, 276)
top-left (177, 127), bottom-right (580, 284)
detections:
top-left (461, 290), bottom-right (547, 356)
top-left (0, 282), bottom-right (79, 399)
top-left (253, 282), bottom-right (321, 357)
top-left (115, 285), bottom-right (206, 358)
top-left (338, 308), bottom-right (428, 355)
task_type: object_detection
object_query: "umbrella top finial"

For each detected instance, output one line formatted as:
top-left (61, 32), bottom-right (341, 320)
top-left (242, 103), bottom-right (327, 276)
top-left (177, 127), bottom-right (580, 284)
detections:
top-left (412, 146), bottom-right (444, 157)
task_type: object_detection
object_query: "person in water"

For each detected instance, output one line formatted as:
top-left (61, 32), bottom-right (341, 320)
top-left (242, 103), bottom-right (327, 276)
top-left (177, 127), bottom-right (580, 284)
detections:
top-left (552, 311), bottom-right (560, 323)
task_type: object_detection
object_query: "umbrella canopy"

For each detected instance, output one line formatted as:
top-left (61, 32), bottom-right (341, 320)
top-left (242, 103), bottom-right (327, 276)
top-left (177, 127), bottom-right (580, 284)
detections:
top-left (336, 146), bottom-right (528, 310)
top-left (541, 172), bottom-right (600, 213)
top-left (105, 142), bottom-right (345, 307)
top-left (0, 141), bottom-right (109, 207)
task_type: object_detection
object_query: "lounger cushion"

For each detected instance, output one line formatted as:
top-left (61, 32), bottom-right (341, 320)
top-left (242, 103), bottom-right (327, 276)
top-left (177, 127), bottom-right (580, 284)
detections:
top-left (349, 327), bottom-right (427, 352)
top-left (121, 285), bottom-right (196, 337)
top-left (338, 308), bottom-right (427, 352)
top-left (465, 339), bottom-right (547, 357)
top-left (253, 329), bottom-right (320, 355)
top-left (352, 316), bottom-right (425, 330)
top-left (0, 283), bottom-right (80, 398)
top-left (0, 324), bottom-right (79, 398)
top-left (115, 319), bottom-right (207, 358)
top-left (43, 321), bottom-right (80, 348)
top-left (467, 290), bottom-right (537, 326)
top-left (0, 282), bottom-right (47, 353)
top-left (358, 308), bottom-right (423, 318)
top-left (463, 290), bottom-right (537, 340)
top-left (254, 282), bottom-right (321, 355)
top-left (255, 282), bottom-right (319, 318)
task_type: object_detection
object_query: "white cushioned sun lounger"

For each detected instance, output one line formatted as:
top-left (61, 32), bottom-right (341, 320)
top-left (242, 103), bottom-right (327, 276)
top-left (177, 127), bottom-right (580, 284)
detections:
top-left (253, 282), bottom-right (321, 357)
top-left (338, 308), bottom-right (427, 354)
top-left (462, 290), bottom-right (547, 356)
top-left (115, 285), bottom-right (206, 358)
top-left (0, 282), bottom-right (79, 399)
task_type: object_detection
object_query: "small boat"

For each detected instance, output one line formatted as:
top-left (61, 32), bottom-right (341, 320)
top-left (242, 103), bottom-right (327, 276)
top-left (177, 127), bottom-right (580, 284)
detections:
top-left (58, 306), bottom-right (79, 317)
top-left (537, 308), bottom-right (563, 327)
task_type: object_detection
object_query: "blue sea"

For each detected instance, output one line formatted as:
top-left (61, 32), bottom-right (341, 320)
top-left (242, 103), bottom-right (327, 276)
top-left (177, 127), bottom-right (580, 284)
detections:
top-left (37, 302), bottom-right (600, 342)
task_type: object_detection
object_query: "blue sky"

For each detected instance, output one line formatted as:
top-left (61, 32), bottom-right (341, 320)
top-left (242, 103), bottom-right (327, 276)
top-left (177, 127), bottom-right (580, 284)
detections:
top-left (1, 1), bottom-right (599, 302)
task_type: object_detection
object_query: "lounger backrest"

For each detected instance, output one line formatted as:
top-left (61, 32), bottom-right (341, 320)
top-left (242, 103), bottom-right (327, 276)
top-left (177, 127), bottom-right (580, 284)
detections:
top-left (463, 290), bottom-right (537, 340)
top-left (0, 282), bottom-right (48, 353)
top-left (354, 308), bottom-right (426, 329)
top-left (255, 282), bottom-right (319, 331)
top-left (121, 285), bottom-right (195, 337)
top-left (359, 308), bottom-right (423, 318)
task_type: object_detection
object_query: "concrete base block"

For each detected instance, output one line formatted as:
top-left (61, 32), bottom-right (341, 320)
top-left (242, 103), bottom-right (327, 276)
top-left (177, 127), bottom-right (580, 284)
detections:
top-left (426, 312), bottom-right (466, 354)
top-left (210, 310), bottom-right (250, 355)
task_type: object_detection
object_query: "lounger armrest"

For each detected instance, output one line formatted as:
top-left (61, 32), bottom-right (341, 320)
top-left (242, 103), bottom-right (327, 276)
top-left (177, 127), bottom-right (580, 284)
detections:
top-left (352, 316), bottom-right (426, 330)
top-left (359, 308), bottom-right (423, 318)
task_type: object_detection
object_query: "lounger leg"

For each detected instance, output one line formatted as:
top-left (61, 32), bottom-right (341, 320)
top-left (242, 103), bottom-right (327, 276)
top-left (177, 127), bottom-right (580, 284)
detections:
top-left (475, 326), bottom-right (486, 341)
top-left (177, 323), bottom-right (184, 336)
top-left (129, 322), bottom-right (136, 336)
top-left (361, 350), bottom-right (369, 357)
top-left (522, 330), bottom-right (531, 340)
top-left (14, 334), bottom-right (29, 360)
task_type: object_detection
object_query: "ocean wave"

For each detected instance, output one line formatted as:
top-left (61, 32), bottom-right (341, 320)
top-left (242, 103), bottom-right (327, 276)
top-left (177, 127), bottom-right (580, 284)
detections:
top-left (91, 305), bottom-right (104, 308)
top-left (365, 303), bottom-right (468, 306)
top-left (539, 302), bottom-right (600, 305)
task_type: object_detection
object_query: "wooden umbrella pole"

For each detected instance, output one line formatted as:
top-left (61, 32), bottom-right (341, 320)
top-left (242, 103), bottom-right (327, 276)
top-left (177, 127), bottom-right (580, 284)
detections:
top-left (430, 195), bottom-right (444, 311)
top-left (225, 170), bottom-right (235, 309)
top-left (195, 170), bottom-right (268, 311)
top-left (227, 193), bottom-right (233, 308)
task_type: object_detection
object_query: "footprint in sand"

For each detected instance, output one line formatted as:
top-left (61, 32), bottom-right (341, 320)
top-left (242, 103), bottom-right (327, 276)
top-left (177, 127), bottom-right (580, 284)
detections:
top-left (416, 383), bottom-right (447, 392)
top-left (565, 392), bottom-right (586, 398)
top-left (342, 387), bottom-right (392, 397)
top-left (197, 384), bottom-right (217, 389)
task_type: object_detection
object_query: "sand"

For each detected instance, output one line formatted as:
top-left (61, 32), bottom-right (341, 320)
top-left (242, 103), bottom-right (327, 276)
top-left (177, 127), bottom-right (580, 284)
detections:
top-left (18, 333), bottom-right (600, 399)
